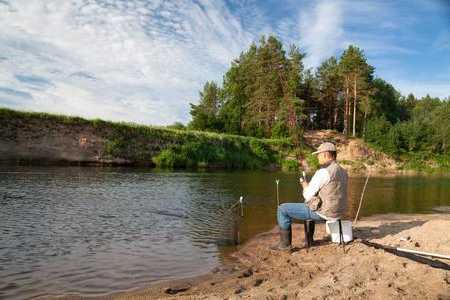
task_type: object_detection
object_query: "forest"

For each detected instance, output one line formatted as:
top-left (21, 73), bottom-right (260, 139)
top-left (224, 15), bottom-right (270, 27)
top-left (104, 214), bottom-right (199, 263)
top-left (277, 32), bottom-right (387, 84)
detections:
top-left (185, 36), bottom-right (449, 167)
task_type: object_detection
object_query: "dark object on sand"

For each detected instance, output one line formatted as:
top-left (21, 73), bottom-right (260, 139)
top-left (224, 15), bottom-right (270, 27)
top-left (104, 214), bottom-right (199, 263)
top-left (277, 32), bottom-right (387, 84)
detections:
top-left (165, 284), bottom-right (191, 294)
top-left (254, 278), bottom-right (264, 287)
top-left (234, 286), bottom-right (246, 294)
top-left (241, 268), bottom-right (253, 278)
top-left (361, 240), bottom-right (450, 270)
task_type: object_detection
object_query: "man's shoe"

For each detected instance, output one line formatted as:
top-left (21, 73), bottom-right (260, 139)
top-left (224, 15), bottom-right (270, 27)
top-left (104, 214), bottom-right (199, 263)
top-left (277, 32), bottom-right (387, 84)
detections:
top-left (270, 227), bottom-right (292, 251)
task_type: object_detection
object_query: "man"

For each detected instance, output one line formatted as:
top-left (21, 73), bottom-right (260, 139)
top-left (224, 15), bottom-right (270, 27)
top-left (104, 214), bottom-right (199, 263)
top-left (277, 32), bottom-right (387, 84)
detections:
top-left (271, 142), bottom-right (348, 251)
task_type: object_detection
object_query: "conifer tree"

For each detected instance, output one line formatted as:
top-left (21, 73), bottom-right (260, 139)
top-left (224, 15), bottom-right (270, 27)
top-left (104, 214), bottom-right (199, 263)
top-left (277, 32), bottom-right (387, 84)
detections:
top-left (339, 45), bottom-right (374, 136)
top-left (189, 81), bottom-right (221, 131)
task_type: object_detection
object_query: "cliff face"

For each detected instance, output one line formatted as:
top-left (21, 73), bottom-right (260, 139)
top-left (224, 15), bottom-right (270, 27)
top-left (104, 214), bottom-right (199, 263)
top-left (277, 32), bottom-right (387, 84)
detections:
top-left (1, 116), bottom-right (125, 164)
top-left (0, 109), bottom-right (191, 165)
top-left (303, 129), bottom-right (399, 172)
top-left (0, 109), bottom-right (286, 167)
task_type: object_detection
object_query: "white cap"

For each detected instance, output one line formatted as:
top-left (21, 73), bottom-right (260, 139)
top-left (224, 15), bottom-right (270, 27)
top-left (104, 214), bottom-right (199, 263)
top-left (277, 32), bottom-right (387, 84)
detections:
top-left (312, 142), bottom-right (337, 155)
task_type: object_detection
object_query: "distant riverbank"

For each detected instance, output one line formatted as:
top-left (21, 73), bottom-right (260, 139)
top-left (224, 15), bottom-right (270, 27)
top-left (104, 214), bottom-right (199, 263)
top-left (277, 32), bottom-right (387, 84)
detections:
top-left (0, 108), bottom-right (447, 174)
top-left (0, 108), bottom-right (293, 170)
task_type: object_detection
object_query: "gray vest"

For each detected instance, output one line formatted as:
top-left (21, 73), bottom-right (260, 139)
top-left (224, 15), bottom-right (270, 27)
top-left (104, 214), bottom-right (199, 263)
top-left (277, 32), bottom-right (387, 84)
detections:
top-left (316, 161), bottom-right (348, 219)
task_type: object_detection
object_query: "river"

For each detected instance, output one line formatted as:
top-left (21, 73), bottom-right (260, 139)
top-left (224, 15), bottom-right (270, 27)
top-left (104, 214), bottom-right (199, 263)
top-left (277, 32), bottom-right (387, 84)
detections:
top-left (0, 166), bottom-right (449, 299)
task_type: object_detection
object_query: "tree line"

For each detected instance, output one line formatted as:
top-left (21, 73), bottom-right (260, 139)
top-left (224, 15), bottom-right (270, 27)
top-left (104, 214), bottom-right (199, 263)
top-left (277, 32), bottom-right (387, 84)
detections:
top-left (185, 35), bottom-right (449, 162)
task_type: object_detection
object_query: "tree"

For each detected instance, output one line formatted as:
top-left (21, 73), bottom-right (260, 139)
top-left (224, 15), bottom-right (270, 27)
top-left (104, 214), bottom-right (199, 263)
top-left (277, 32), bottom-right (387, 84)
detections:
top-left (339, 45), bottom-right (374, 136)
top-left (431, 100), bottom-right (450, 153)
top-left (368, 78), bottom-right (402, 124)
top-left (220, 43), bottom-right (257, 136)
top-left (189, 81), bottom-right (222, 131)
top-left (316, 56), bottom-right (342, 129)
top-left (219, 35), bottom-right (307, 140)
top-left (398, 93), bottom-right (417, 121)
top-left (273, 44), bottom-right (306, 143)
top-left (245, 36), bottom-right (285, 136)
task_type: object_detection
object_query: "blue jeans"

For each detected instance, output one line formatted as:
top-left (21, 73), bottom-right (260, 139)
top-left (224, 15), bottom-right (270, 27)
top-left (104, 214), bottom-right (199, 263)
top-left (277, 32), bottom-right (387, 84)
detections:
top-left (277, 203), bottom-right (325, 230)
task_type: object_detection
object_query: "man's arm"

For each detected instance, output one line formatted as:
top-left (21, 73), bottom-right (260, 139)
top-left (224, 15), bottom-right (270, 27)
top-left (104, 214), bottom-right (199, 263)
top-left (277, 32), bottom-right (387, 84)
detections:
top-left (302, 169), bottom-right (330, 201)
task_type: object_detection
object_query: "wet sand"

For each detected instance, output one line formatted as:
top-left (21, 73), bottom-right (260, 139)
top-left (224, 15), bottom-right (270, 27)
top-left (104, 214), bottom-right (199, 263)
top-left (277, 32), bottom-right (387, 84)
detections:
top-left (54, 214), bottom-right (450, 300)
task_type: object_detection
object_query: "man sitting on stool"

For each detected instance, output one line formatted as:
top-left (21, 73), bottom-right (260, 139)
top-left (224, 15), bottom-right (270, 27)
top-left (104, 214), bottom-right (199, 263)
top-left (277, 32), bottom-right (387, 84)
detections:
top-left (271, 142), bottom-right (348, 251)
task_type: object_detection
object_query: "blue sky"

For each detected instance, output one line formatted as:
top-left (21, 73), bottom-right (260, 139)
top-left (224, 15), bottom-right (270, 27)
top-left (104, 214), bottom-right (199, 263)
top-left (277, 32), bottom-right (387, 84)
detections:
top-left (0, 0), bottom-right (449, 125)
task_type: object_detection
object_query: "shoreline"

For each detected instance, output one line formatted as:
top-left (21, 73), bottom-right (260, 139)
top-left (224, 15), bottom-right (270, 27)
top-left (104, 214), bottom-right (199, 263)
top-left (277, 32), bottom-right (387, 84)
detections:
top-left (1, 162), bottom-right (448, 177)
top-left (51, 213), bottom-right (450, 300)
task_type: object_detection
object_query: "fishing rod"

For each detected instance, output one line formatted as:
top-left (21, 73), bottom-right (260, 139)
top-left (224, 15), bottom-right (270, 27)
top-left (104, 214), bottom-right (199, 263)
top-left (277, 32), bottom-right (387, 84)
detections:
top-left (275, 179), bottom-right (280, 206)
top-left (361, 240), bottom-right (450, 270)
top-left (229, 196), bottom-right (244, 245)
top-left (228, 196), bottom-right (244, 215)
top-left (354, 166), bottom-right (370, 224)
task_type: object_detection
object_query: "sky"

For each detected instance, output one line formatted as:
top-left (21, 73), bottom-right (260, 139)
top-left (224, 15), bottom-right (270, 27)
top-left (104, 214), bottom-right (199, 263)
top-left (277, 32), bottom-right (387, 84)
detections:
top-left (0, 0), bottom-right (449, 125)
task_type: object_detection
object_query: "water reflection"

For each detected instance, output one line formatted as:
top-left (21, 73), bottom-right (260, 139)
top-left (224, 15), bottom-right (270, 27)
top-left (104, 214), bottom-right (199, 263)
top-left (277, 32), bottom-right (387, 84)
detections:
top-left (0, 167), bottom-right (448, 299)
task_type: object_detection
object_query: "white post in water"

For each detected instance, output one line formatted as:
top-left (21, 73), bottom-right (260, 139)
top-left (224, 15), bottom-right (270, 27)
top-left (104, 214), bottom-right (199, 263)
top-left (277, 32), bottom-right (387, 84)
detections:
top-left (239, 196), bottom-right (244, 217)
top-left (276, 179), bottom-right (280, 207)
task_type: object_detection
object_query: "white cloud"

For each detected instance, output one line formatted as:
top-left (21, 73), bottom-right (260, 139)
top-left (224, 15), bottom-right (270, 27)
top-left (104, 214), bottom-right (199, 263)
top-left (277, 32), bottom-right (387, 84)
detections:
top-left (298, 0), bottom-right (344, 68)
top-left (296, 0), bottom-right (418, 68)
top-left (0, 0), bottom-right (448, 125)
top-left (0, 0), bottom-right (253, 125)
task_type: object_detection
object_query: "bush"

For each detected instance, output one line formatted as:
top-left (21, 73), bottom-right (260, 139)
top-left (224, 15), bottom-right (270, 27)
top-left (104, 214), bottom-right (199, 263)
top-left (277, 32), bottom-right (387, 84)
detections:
top-left (152, 139), bottom-right (277, 170)
top-left (281, 159), bottom-right (299, 172)
top-left (152, 149), bottom-right (178, 168)
top-left (104, 138), bottom-right (128, 157)
top-left (365, 117), bottom-right (392, 149)
top-left (271, 121), bottom-right (290, 138)
top-left (249, 139), bottom-right (271, 161)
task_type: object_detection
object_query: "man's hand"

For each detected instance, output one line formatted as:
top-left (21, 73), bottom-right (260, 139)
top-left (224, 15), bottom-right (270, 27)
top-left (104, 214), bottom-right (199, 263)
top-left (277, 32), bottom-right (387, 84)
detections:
top-left (300, 171), bottom-right (308, 189)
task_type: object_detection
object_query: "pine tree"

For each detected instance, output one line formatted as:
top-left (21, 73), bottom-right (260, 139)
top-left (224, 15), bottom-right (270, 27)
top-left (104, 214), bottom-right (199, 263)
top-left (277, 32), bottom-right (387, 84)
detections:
top-left (339, 45), bottom-right (374, 136)
top-left (189, 81), bottom-right (222, 131)
top-left (316, 56), bottom-right (342, 129)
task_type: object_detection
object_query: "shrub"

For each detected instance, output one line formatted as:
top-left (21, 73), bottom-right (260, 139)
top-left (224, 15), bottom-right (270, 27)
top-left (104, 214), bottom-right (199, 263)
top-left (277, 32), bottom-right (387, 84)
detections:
top-left (152, 149), bottom-right (179, 168)
top-left (281, 159), bottom-right (299, 172)
top-left (271, 121), bottom-right (290, 138)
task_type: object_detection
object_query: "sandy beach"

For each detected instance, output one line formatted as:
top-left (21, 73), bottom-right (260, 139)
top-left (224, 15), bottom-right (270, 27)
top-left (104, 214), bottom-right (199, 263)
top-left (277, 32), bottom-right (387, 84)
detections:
top-left (57, 213), bottom-right (450, 300)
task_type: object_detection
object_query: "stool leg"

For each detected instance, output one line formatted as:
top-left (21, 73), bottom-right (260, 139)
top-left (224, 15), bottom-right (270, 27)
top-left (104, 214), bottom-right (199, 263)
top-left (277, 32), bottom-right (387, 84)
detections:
top-left (338, 220), bottom-right (346, 252)
top-left (308, 221), bottom-right (315, 246)
top-left (304, 220), bottom-right (310, 248)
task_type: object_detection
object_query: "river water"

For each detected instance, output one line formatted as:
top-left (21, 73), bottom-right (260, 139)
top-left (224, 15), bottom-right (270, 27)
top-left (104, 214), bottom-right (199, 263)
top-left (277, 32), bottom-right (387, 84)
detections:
top-left (0, 166), bottom-right (449, 299)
